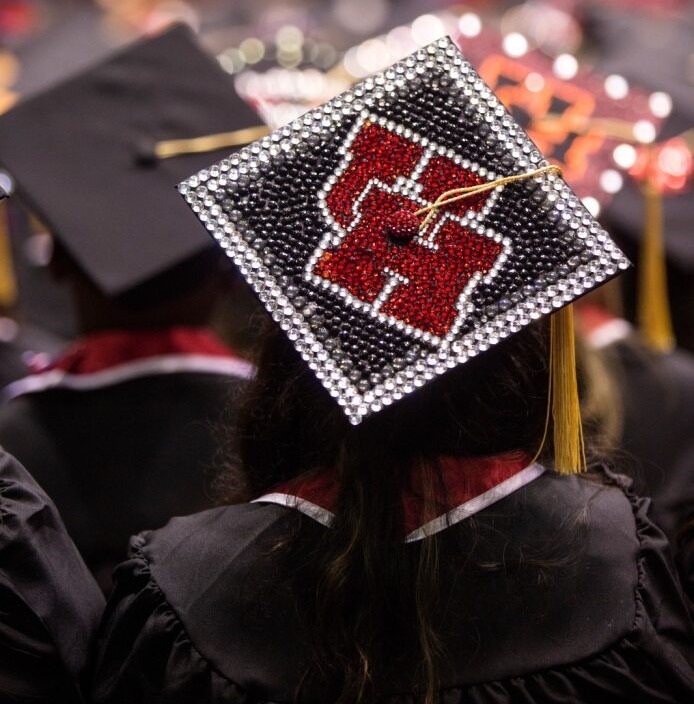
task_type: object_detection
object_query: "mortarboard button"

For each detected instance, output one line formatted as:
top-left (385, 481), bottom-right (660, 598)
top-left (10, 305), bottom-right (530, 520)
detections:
top-left (134, 139), bottom-right (159, 168)
top-left (385, 209), bottom-right (420, 243)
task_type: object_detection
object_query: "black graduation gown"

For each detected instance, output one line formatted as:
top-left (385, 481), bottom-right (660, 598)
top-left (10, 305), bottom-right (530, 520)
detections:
top-left (0, 320), bottom-right (67, 389)
top-left (92, 470), bottom-right (694, 703)
top-left (605, 337), bottom-right (694, 541)
top-left (0, 448), bottom-right (104, 703)
top-left (678, 521), bottom-right (694, 613)
top-left (0, 340), bottom-right (28, 388)
top-left (0, 327), bottom-right (251, 592)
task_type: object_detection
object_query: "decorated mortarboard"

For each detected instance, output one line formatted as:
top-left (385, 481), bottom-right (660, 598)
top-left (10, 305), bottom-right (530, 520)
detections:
top-left (452, 25), bottom-right (665, 208)
top-left (0, 23), bottom-right (267, 298)
top-left (180, 36), bottom-right (629, 465)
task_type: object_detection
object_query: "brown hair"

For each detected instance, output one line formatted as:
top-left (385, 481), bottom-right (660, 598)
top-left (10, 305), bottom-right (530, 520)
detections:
top-left (221, 318), bottom-right (588, 702)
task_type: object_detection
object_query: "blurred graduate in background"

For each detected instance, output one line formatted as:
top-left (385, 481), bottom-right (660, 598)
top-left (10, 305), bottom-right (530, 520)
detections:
top-left (0, 24), bottom-right (264, 592)
top-left (0, 447), bottom-right (103, 703)
top-left (578, 0), bottom-right (694, 602)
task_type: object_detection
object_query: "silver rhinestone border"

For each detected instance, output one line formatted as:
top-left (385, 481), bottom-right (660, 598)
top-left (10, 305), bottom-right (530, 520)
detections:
top-left (179, 36), bottom-right (630, 425)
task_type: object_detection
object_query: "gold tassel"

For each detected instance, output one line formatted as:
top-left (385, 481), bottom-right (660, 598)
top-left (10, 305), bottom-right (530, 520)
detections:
top-left (637, 180), bottom-right (675, 353)
top-left (154, 125), bottom-right (271, 160)
top-left (0, 200), bottom-right (17, 308)
top-left (550, 304), bottom-right (586, 475)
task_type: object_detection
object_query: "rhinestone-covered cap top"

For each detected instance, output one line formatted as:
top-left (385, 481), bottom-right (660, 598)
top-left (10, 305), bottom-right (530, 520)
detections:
top-left (179, 36), bottom-right (629, 425)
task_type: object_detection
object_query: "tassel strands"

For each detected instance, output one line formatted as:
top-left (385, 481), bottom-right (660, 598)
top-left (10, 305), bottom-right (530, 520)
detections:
top-left (638, 179), bottom-right (675, 353)
top-left (550, 304), bottom-right (586, 475)
top-left (0, 201), bottom-right (17, 308)
top-left (154, 125), bottom-right (271, 160)
top-left (414, 165), bottom-right (562, 231)
top-left (530, 304), bottom-right (586, 474)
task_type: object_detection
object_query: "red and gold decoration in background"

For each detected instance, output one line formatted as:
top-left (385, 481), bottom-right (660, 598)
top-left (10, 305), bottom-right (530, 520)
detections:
top-left (466, 44), bottom-right (663, 207)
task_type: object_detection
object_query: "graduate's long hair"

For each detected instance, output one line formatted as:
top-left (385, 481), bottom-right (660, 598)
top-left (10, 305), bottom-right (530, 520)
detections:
top-left (222, 318), bottom-right (597, 703)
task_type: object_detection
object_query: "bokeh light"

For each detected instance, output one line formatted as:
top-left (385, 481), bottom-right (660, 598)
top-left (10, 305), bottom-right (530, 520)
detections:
top-left (553, 54), bottom-right (578, 81)
top-left (411, 14), bottom-right (445, 46)
top-left (613, 143), bottom-right (638, 170)
top-left (502, 33), bottom-right (529, 58)
top-left (604, 74), bottom-right (629, 100)
top-left (458, 13), bottom-right (482, 39)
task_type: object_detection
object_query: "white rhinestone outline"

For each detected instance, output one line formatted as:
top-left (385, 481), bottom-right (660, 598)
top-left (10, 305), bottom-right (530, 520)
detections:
top-left (303, 112), bottom-right (508, 346)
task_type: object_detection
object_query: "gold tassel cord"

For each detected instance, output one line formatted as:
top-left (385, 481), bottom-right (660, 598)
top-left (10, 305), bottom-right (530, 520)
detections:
top-left (532, 115), bottom-right (641, 143)
top-left (638, 179), bottom-right (675, 352)
top-left (533, 116), bottom-right (694, 149)
top-left (0, 200), bottom-right (17, 309)
top-left (550, 304), bottom-right (586, 475)
top-left (416, 163), bottom-right (584, 474)
top-left (530, 305), bottom-right (587, 474)
top-left (414, 165), bottom-right (562, 230)
top-left (154, 125), bottom-right (272, 160)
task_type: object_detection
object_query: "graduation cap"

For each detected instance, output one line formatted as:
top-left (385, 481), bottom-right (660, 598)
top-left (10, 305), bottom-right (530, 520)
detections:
top-left (0, 23), bottom-right (267, 301)
top-left (583, 5), bottom-right (694, 352)
top-left (180, 37), bottom-right (630, 472)
top-left (451, 23), bottom-right (665, 207)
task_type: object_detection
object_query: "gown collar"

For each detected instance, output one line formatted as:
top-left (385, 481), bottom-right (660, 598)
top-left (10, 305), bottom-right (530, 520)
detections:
top-left (575, 303), bottom-right (632, 349)
top-left (254, 451), bottom-right (544, 542)
top-left (3, 326), bottom-right (253, 399)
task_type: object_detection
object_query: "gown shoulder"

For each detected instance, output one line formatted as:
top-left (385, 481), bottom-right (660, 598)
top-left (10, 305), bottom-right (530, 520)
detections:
top-left (92, 472), bottom-right (694, 704)
top-left (0, 448), bottom-right (104, 703)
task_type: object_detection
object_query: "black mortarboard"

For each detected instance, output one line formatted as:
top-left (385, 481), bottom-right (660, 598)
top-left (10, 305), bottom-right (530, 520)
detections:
top-left (0, 23), bottom-right (263, 298)
top-left (180, 37), bottom-right (629, 441)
